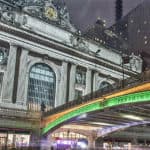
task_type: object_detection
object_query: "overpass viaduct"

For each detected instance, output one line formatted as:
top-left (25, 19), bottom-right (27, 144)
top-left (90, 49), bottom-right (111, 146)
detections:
top-left (41, 73), bottom-right (150, 148)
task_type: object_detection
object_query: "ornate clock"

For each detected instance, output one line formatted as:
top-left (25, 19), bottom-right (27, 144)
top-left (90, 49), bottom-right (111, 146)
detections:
top-left (45, 6), bottom-right (58, 20)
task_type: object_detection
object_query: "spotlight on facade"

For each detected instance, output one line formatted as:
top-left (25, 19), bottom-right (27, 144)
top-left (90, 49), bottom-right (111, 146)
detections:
top-left (77, 141), bottom-right (87, 149)
top-left (77, 113), bottom-right (87, 119)
top-left (121, 114), bottom-right (143, 121)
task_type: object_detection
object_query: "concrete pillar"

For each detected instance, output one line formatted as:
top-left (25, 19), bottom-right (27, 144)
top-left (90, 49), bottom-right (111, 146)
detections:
top-left (40, 135), bottom-right (51, 150)
top-left (144, 139), bottom-right (147, 145)
top-left (69, 64), bottom-right (76, 101)
top-left (88, 136), bottom-right (96, 149)
top-left (30, 129), bottom-right (41, 149)
top-left (85, 68), bottom-right (92, 94)
top-left (12, 134), bottom-right (16, 148)
top-left (93, 72), bottom-right (99, 92)
top-left (45, 134), bottom-right (54, 150)
top-left (58, 61), bottom-right (68, 105)
top-left (132, 137), bottom-right (138, 145)
top-left (16, 49), bottom-right (29, 105)
top-left (128, 143), bottom-right (132, 150)
top-left (2, 44), bottom-right (17, 103)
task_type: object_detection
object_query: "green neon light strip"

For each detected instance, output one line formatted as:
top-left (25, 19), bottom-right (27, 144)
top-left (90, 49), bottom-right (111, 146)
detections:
top-left (42, 91), bottom-right (150, 135)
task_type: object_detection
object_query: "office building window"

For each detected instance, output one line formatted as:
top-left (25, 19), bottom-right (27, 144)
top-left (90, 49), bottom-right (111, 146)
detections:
top-left (28, 63), bottom-right (56, 111)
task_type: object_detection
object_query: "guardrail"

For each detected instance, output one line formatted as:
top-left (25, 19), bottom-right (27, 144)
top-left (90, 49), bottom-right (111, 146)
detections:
top-left (44, 70), bottom-right (150, 117)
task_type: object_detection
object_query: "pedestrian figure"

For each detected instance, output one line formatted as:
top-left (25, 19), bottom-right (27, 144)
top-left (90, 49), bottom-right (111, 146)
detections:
top-left (41, 101), bottom-right (46, 112)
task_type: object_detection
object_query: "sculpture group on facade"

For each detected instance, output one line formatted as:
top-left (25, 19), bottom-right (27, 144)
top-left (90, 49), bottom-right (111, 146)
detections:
top-left (0, 0), bottom-right (76, 32)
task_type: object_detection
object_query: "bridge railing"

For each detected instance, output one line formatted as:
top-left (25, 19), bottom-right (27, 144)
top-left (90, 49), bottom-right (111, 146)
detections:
top-left (44, 70), bottom-right (150, 117)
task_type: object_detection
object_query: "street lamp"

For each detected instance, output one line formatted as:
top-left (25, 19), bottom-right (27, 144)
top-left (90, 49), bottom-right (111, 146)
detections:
top-left (121, 55), bottom-right (130, 87)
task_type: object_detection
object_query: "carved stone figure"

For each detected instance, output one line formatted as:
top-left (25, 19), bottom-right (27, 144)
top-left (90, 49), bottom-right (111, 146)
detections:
top-left (129, 53), bottom-right (142, 72)
top-left (0, 0), bottom-right (76, 32)
top-left (0, 2), bottom-right (20, 25)
top-left (1, 11), bottom-right (15, 23)
top-left (70, 33), bottom-right (89, 52)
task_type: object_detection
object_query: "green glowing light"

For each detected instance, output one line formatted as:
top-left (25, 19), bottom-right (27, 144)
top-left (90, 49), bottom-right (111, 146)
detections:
top-left (42, 91), bottom-right (150, 135)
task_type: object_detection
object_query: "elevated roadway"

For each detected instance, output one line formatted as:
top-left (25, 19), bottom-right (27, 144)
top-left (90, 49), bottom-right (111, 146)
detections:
top-left (42, 72), bottom-right (150, 139)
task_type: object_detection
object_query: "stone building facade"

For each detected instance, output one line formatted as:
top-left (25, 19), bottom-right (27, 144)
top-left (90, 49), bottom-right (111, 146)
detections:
top-left (0, 0), bottom-right (142, 148)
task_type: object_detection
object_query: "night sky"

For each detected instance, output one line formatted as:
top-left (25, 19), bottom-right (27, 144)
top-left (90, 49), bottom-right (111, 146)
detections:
top-left (65, 0), bottom-right (144, 31)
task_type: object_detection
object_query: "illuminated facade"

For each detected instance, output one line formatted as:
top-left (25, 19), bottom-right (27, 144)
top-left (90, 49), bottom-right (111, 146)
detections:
top-left (0, 0), bottom-right (142, 149)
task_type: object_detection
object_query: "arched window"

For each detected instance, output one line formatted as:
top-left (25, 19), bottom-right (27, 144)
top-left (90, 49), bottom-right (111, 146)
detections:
top-left (28, 63), bottom-right (56, 111)
top-left (99, 81), bottom-right (112, 92)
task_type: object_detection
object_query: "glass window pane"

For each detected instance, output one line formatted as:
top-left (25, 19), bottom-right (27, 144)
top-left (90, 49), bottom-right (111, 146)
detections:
top-left (28, 63), bottom-right (56, 111)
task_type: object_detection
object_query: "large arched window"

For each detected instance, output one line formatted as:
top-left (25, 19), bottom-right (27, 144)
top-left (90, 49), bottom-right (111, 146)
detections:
top-left (99, 81), bottom-right (112, 93)
top-left (28, 63), bottom-right (56, 111)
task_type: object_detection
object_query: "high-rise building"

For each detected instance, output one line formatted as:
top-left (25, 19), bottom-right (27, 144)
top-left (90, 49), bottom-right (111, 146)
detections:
top-left (84, 0), bottom-right (150, 69)
top-left (115, 0), bottom-right (123, 22)
top-left (112, 0), bottom-right (150, 67)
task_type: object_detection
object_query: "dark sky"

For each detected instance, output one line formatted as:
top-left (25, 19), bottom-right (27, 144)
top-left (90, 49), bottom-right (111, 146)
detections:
top-left (65, 0), bottom-right (144, 31)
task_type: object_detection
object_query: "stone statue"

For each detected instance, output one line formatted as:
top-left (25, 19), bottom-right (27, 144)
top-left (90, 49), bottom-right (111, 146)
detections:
top-left (0, 0), bottom-right (76, 32)
top-left (1, 11), bottom-right (15, 24)
top-left (129, 53), bottom-right (142, 72)
top-left (70, 32), bottom-right (89, 52)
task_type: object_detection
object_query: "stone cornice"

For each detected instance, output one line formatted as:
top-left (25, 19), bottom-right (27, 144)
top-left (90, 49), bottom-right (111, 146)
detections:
top-left (0, 23), bottom-right (138, 77)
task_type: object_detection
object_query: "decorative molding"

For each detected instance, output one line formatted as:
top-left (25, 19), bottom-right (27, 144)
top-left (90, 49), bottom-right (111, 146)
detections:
top-left (0, 24), bottom-right (137, 77)
top-left (0, 2), bottom-right (21, 26)
top-left (129, 53), bottom-right (142, 72)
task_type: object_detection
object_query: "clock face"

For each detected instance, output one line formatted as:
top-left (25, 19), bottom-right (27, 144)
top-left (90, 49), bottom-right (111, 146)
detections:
top-left (45, 6), bottom-right (58, 20)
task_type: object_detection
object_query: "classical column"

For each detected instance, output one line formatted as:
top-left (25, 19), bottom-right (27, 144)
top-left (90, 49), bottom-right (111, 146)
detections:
top-left (93, 72), bottom-right (99, 92)
top-left (132, 137), bottom-right (138, 145)
top-left (85, 68), bottom-right (92, 94)
top-left (2, 44), bottom-right (17, 103)
top-left (16, 49), bottom-right (29, 105)
top-left (30, 129), bottom-right (41, 148)
top-left (57, 61), bottom-right (68, 106)
top-left (46, 134), bottom-right (54, 150)
top-left (69, 64), bottom-right (76, 101)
